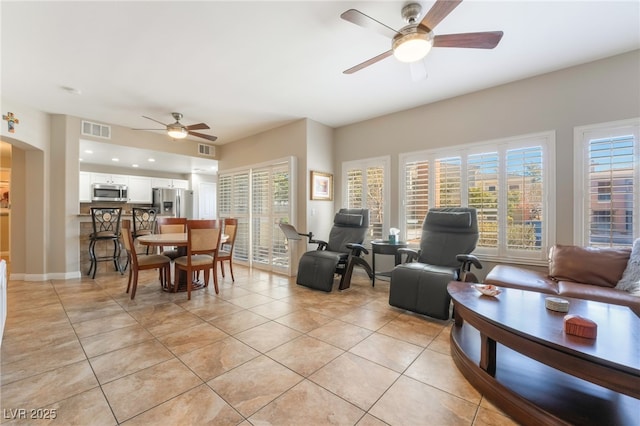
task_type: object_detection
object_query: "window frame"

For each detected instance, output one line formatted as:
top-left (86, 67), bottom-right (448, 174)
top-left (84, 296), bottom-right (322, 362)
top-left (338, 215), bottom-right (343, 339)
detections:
top-left (573, 118), bottom-right (640, 247)
top-left (218, 156), bottom-right (297, 275)
top-left (399, 131), bottom-right (556, 265)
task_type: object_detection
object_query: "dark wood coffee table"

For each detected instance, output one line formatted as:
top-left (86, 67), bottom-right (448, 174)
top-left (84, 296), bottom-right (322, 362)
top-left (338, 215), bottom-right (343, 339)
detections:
top-left (447, 281), bottom-right (640, 426)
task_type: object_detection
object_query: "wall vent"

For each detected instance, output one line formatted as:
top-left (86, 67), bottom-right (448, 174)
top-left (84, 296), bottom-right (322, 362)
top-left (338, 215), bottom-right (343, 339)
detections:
top-left (198, 143), bottom-right (215, 157)
top-left (81, 120), bottom-right (111, 139)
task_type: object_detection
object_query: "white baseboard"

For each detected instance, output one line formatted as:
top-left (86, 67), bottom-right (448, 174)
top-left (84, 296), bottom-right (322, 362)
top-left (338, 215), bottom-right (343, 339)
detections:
top-left (9, 271), bottom-right (82, 281)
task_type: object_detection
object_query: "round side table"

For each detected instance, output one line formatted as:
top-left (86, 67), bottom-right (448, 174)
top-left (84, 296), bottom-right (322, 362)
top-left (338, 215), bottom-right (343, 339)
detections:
top-left (370, 240), bottom-right (408, 286)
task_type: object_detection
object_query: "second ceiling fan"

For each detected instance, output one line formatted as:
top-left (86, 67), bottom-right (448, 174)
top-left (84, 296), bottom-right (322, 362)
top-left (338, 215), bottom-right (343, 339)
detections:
top-left (135, 112), bottom-right (218, 142)
top-left (341, 0), bottom-right (504, 74)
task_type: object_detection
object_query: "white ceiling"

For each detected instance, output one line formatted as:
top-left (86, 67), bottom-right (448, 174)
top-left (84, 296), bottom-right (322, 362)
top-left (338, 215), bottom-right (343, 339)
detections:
top-left (2, 1), bottom-right (639, 174)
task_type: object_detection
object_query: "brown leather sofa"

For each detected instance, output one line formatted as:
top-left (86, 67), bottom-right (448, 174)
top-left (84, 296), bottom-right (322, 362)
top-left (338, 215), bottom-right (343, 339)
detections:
top-left (485, 245), bottom-right (640, 312)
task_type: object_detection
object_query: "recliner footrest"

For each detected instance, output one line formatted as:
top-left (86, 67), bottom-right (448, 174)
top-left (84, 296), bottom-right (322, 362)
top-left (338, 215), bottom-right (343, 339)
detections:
top-left (389, 263), bottom-right (454, 320)
top-left (296, 251), bottom-right (345, 292)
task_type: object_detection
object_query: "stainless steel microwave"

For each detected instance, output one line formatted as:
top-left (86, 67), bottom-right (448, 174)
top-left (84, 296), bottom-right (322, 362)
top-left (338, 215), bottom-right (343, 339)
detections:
top-left (91, 183), bottom-right (128, 202)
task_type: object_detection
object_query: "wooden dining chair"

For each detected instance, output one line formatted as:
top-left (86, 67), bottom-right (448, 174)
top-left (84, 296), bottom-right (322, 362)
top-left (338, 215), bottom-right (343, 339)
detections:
top-left (155, 217), bottom-right (187, 260)
top-left (218, 218), bottom-right (238, 282)
top-left (174, 219), bottom-right (222, 300)
top-left (120, 224), bottom-right (171, 299)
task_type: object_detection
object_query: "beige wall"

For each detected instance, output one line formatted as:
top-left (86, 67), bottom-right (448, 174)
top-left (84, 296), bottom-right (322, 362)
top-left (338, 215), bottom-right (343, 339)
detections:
top-left (334, 50), bottom-right (640, 246)
top-left (2, 50), bottom-right (639, 279)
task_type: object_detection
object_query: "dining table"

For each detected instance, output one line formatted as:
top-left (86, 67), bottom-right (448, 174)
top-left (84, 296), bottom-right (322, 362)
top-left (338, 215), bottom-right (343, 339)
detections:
top-left (137, 232), bottom-right (228, 293)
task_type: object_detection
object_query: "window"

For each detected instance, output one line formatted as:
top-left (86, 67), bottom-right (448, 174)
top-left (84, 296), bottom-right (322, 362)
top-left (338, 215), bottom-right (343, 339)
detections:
top-left (343, 157), bottom-right (389, 241)
top-left (574, 119), bottom-right (639, 247)
top-left (400, 132), bottom-right (555, 262)
top-left (218, 157), bottom-right (296, 273)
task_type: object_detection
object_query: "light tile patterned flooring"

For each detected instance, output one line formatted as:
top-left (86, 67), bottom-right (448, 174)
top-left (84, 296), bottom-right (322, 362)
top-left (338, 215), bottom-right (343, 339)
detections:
top-left (1, 266), bottom-right (517, 425)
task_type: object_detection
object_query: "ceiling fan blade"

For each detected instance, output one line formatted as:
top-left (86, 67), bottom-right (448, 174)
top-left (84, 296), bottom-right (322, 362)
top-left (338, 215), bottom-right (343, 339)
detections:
top-left (185, 123), bottom-right (210, 131)
top-left (420, 0), bottom-right (462, 31)
top-left (340, 9), bottom-right (398, 39)
top-left (433, 31), bottom-right (504, 49)
top-left (142, 115), bottom-right (169, 127)
top-left (343, 50), bottom-right (393, 74)
top-left (188, 131), bottom-right (218, 142)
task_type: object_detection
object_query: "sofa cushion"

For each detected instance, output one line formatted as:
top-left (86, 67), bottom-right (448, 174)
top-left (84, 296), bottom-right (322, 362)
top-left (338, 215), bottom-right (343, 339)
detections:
top-left (484, 265), bottom-right (559, 295)
top-left (558, 281), bottom-right (640, 306)
top-left (615, 238), bottom-right (640, 296)
top-left (549, 245), bottom-right (631, 288)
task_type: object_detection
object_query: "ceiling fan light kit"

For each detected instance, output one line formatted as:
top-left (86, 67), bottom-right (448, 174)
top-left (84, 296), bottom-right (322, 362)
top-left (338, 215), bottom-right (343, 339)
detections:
top-left (167, 127), bottom-right (189, 139)
top-left (393, 29), bottom-right (433, 63)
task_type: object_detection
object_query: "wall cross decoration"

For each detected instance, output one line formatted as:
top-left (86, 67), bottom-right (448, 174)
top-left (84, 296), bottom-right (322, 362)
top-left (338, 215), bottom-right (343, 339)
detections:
top-left (2, 112), bottom-right (20, 133)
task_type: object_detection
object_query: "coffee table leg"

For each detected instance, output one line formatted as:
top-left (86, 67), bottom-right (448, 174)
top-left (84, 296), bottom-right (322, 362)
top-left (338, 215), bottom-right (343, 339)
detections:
top-left (479, 333), bottom-right (497, 376)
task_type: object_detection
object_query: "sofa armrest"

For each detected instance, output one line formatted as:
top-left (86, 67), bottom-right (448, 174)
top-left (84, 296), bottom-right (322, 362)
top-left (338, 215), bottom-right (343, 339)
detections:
top-left (485, 265), bottom-right (559, 295)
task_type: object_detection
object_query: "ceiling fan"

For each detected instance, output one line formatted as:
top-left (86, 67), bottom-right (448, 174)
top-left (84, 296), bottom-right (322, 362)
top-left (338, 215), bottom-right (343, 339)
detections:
top-left (134, 112), bottom-right (218, 142)
top-left (341, 0), bottom-right (504, 74)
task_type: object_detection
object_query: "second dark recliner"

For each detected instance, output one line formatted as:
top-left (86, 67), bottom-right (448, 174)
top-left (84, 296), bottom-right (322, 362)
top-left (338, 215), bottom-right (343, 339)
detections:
top-left (289, 208), bottom-right (373, 292)
top-left (389, 207), bottom-right (482, 320)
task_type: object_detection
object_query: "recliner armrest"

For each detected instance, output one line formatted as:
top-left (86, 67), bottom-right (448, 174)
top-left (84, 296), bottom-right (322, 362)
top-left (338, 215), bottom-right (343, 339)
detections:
top-left (456, 254), bottom-right (482, 271)
top-left (397, 247), bottom-right (420, 263)
top-left (346, 243), bottom-right (368, 255)
top-left (314, 240), bottom-right (328, 250)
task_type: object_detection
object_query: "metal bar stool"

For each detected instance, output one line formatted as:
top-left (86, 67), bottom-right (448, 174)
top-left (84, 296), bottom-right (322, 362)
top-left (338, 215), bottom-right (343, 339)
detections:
top-left (87, 207), bottom-right (124, 279)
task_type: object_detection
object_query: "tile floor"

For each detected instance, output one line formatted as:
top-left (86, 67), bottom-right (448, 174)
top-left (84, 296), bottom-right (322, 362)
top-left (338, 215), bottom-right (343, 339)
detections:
top-left (1, 266), bottom-right (517, 425)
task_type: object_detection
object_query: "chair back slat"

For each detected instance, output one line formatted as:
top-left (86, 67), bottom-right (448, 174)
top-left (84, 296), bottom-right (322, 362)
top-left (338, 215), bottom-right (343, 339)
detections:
top-left (90, 207), bottom-right (122, 235)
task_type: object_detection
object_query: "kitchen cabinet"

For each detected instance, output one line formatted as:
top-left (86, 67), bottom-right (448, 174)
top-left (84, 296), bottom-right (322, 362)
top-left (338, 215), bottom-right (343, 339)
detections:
top-left (91, 173), bottom-right (128, 185)
top-left (127, 176), bottom-right (152, 203)
top-left (79, 172), bottom-right (91, 202)
top-left (151, 178), bottom-right (189, 189)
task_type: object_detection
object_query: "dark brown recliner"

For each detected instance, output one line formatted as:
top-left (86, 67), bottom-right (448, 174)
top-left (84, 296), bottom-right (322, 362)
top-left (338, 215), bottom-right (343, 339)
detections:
top-left (281, 209), bottom-right (373, 292)
top-left (389, 207), bottom-right (482, 319)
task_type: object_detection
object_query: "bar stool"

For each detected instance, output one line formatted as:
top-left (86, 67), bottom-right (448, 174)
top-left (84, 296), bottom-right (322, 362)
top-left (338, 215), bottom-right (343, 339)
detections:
top-left (88, 207), bottom-right (124, 279)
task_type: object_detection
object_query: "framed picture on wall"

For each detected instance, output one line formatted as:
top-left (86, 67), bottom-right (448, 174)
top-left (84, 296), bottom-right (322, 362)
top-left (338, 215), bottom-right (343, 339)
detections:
top-left (310, 171), bottom-right (333, 201)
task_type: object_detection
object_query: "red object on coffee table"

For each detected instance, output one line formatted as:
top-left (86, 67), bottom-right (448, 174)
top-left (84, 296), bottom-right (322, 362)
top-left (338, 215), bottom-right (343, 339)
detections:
top-left (564, 314), bottom-right (597, 339)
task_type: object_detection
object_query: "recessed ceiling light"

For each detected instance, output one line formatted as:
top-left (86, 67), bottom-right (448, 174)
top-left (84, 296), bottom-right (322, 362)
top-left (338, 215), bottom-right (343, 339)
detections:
top-left (148, 158), bottom-right (155, 162)
top-left (132, 164), bottom-right (139, 168)
top-left (84, 150), bottom-right (93, 154)
top-left (79, 158), bottom-right (83, 162)
top-left (112, 158), bottom-right (119, 162)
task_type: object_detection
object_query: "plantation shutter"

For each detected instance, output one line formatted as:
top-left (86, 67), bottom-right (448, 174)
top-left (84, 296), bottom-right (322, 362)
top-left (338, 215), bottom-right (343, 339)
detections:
top-left (468, 152), bottom-right (499, 248)
top-left (435, 157), bottom-right (462, 207)
top-left (403, 159), bottom-right (429, 243)
top-left (505, 146), bottom-right (544, 251)
top-left (251, 169), bottom-right (270, 266)
top-left (231, 172), bottom-right (250, 262)
top-left (586, 135), bottom-right (635, 247)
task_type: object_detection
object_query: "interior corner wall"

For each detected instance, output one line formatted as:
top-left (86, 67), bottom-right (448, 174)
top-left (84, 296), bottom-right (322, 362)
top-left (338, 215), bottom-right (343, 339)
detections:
top-left (334, 49), bottom-right (640, 245)
top-left (1, 99), bottom-right (50, 279)
top-left (218, 119), bottom-right (308, 224)
top-left (305, 120), bottom-right (334, 253)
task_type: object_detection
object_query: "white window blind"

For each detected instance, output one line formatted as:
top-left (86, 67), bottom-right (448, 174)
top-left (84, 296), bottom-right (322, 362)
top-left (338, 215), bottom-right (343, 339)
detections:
top-left (404, 160), bottom-right (429, 244)
top-left (343, 157), bottom-right (389, 241)
top-left (400, 132), bottom-right (553, 263)
top-left (575, 120), bottom-right (639, 247)
top-left (219, 158), bottom-right (294, 273)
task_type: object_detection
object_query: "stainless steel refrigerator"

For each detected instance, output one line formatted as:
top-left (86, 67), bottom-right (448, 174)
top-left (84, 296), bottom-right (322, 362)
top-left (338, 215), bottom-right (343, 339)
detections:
top-left (152, 188), bottom-right (194, 218)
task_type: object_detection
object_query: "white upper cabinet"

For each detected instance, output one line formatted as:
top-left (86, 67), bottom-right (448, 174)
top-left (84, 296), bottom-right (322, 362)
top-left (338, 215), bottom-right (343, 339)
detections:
top-left (127, 176), bottom-right (152, 203)
top-left (90, 173), bottom-right (129, 185)
top-left (79, 172), bottom-right (91, 202)
top-left (151, 178), bottom-right (189, 189)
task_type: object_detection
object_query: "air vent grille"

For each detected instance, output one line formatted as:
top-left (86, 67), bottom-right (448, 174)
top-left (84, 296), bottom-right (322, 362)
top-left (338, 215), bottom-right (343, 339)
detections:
top-left (198, 143), bottom-right (215, 157)
top-left (81, 120), bottom-right (111, 139)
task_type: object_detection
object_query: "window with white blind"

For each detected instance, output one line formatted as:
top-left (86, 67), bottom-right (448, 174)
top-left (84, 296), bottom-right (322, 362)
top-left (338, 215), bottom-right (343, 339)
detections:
top-left (218, 172), bottom-right (250, 262)
top-left (574, 119), bottom-right (639, 247)
top-left (400, 132), bottom-right (554, 263)
top-left (218, 158), bottom-right (295, 273)
top-left (342, 157), bottom-right (390, 241)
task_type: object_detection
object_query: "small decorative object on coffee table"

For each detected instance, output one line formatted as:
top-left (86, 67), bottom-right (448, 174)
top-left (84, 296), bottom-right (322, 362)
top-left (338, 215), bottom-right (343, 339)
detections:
top-left (564, 314), bottom-right (597, 338)
top-left (545, 297), bottom-right (570, 312)
top-left (473, 284), bottom-right (501, 297)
